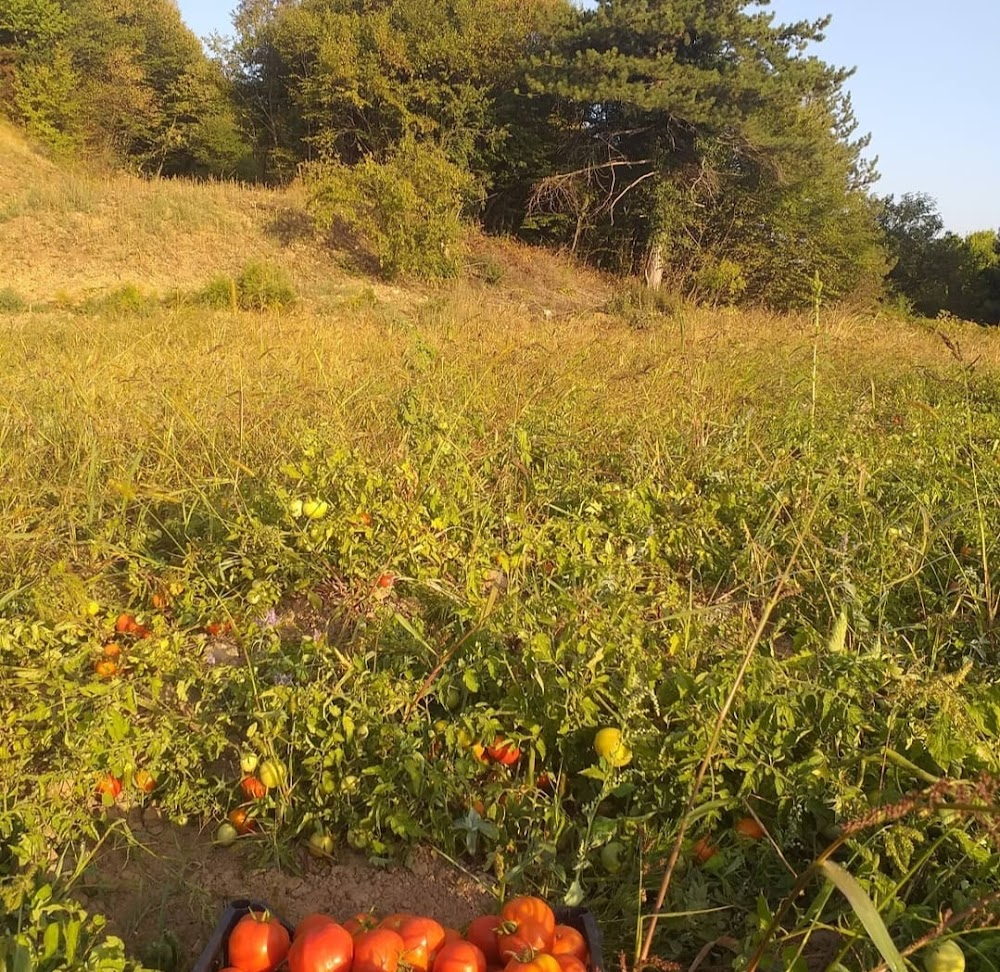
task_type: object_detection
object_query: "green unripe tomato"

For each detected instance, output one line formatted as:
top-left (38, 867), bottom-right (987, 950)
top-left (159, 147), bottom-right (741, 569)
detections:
top-left (216, 822), bottom-right (239, 846)
top-left (289, 499), bottom-right (304, 518)
top-left (240, 752), bottom-right (259, 774)
top-left (601, 841), bottom-right (624, 874)
top-left (259, 759), bottom-right (285, 789)
top-left (924, 941), bottom-right (965, 972)
top-left (308, 832), bottom-right (335, 857)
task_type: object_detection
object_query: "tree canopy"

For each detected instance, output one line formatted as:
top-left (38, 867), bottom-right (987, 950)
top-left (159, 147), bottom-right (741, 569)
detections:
top-left (1, 0), bottom-right (249, 175)
top-left (2, 0), bottom-right (997, 319)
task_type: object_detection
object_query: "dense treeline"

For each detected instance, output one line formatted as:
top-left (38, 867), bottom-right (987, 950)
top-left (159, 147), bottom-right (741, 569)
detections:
top-left (2, 0), bottom-right (999, 320)
top-left (1, 0), bottom-right (248, 175)
top-left (879, 193), bottom-right (1000, 324)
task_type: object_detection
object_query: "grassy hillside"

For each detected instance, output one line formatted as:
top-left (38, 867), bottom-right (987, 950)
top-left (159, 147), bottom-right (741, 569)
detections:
top-left (4, 125), bottom-right (1000, 972)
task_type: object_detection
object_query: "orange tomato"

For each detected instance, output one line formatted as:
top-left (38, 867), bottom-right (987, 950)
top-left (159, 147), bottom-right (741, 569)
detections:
top-left (96, 774), bottom-right (122, 798)
top-left (499, 898), bottom-right (555, 947)
top-left (94, 658), bottom-right (118, 678)
top-left (116, 613), bottom-right (138, 633)
top-left (504, 955), bottom-right (561, 972)
top-left (553, 957), bottom-right (587, 972)
top-left (551, 926), bottom-right (587, 962)
top-left (735, 817), bottom-right (766, 840)
top-left (241, 776), bottom-right (268, 800)
top-left (102, 642), bottom-right (122, 659)
top-left (228, 808), bottom-right (256, 835)
top-left (135, 770), bottom-right (156, 793)
top-left (486, 737), bottom-right (521, 767)
top-left (359, 513), bottom-right (373, 527)
top-left (692, 836), bottom-right (718, 863)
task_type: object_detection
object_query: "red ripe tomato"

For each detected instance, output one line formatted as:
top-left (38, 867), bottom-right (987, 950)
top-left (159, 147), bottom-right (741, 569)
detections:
top-left (227, 912), bottom-right (291, 972)
top-left (380, 914), bottom-right (413, 933)
top-left (433, 942), bottom-right (487, 972)
top-left (96, 774), bottom-right (122, 798)
top-left (554, 957), bottom-right (587, 972)
top-left (497, 919), bottom-right (550, 962)
top-left (551, 927), bottom-right (587, 963)
top-left (399, 916), bottom-right (446, 954)
top-left (295, 914), bottom-right (337, 941)
top-left (241, 776), bottom-right (268, 800)
top-left (376, 572), bottom-right (395, 589)
top-left (499, 899), bottom-right (555, 947)
top-left (288, 921), bottom-right (354, 972)
top-left (486, 737), bottom-right (521, 767)
top-left (354, 929), bottom-right (406, 972)
top-left (344, 913), bottom-right (379, 937)
top-left (465, 916), bottom-right (502, 966)
top-left (504, 955), bottom-right (561, 972)
top-left (442, 929), bottom-right (463, 946)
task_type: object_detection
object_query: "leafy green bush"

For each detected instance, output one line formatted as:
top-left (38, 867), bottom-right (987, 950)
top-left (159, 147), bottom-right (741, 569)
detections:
top-left (692, 258), bottom-right (747, 306)
top-left (236, 261), bottom-right (296, 311)
top-left (0, 288), bottom-right (27, 313)
top-left (193, 264), bottom-right (295, 311)
top-left (194, 274), bottom-right (238, 310)
top-left (605, 280), bottom-right (681, 327)
top-left (79, 284), bottom-right (158, 317)
top-left (308, 139), bottom-right (481, 279)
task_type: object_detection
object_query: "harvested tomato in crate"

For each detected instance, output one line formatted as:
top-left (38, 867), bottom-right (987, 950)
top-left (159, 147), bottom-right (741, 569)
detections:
top-left (192, 899), bottom-right (605, 972)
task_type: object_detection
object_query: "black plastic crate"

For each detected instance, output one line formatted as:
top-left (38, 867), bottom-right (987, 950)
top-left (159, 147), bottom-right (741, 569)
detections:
top-left (192, 900), bottom-right (604, 972)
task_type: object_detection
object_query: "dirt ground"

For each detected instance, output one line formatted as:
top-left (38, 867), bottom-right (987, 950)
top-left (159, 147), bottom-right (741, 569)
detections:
top-left (74, 810), bottom-right (494, 970)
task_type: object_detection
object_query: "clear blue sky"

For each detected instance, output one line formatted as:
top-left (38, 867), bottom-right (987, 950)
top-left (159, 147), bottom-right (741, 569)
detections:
top-left (175, 0), bottom-right (1000, 235)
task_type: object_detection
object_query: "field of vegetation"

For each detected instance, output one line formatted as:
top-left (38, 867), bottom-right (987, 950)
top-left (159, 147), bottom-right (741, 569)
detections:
top-left (3, 126), bottom-right (1000, 972)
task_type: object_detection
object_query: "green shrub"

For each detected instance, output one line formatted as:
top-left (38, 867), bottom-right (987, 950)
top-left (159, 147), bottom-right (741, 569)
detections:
top-left (0, 288), bottom-right (27, 313)
top-left (80, 283), bottom-right (158, 317)
top-left (193, 264), bottom-right (295, 311)
top-left (692, 258), bottom-right (747, 306)
top-left (235, 261), bottom-right (296, 311)
top-left (195, 274), bottom-right (239, 310)
top-left (605, 280), bottom-right (681, 328)
top-left (308, 138), bottom-right (481, 279)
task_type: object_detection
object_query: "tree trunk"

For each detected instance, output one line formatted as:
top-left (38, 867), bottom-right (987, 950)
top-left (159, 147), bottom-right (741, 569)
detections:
top-left (644, 241), bottom-right (664, 290)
